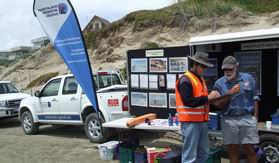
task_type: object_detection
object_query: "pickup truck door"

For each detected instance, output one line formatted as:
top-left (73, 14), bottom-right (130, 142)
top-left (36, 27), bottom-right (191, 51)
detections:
top-left (58, 77), bottom-right (81, 122)
top-left (37, 78), bottom-right (61, 121)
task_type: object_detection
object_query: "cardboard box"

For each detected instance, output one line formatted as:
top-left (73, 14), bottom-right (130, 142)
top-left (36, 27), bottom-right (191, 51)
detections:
top-left (146, 147), bottom-right (171, 163)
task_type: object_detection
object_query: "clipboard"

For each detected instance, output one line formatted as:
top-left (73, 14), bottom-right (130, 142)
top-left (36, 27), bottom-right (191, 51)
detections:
top-left (208, 93), bottom-right (232, 104)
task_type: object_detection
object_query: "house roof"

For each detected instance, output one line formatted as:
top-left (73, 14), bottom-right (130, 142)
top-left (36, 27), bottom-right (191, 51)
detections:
top-left (83, 15), bottom-right (110, 31)
top-left (189, 28), bottom-right (279, 45)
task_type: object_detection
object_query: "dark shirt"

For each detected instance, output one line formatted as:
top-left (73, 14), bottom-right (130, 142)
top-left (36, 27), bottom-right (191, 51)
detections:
top-left (178, 71), bottom-right (208, 107)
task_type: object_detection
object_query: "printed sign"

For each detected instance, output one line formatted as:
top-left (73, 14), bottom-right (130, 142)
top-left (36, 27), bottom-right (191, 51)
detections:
top-left (33, 0), bottom-right (99, 111)
top-left (108, 99), bottom-right (119, 107)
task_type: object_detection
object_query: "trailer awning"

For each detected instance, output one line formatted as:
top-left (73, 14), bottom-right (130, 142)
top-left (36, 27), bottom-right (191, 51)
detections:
top-left (189, 28), bottom-right (279, 45)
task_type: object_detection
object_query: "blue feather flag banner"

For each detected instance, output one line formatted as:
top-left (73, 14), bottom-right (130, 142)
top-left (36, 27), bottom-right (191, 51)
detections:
top-left (33, 0), bottom-right (99, 111)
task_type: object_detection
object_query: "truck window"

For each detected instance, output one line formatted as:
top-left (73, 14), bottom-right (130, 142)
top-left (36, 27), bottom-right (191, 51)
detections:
top-left (0, 83), bottom-right (19, 94)
top-left (93, 74), bottom-right (121, 89)
top-left (40, 78), bottom-right (61, 97)
top-left (62, 77), bottom-right (78, 95)
top-left (67, 73), bottom-right (121, 93)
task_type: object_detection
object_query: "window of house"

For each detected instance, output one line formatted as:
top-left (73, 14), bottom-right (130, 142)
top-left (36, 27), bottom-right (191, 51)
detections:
top-left (95, 23), bottom-right (100, 30)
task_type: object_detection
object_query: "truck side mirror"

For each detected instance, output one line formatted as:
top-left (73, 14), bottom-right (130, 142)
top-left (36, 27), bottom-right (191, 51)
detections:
top-left (34, 91), bottom-right (41, 97)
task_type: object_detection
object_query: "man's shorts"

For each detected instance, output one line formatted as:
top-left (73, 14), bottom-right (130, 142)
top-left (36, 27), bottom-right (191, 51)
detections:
top-left (221, 114), bottom-right (259, 145)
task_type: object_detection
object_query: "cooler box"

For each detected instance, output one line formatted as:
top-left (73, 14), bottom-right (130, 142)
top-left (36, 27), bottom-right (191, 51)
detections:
top-left (98, 141), bottom-right (119, 161)
top-left (147, 147), bottom-right (171, 163)
top-left (208, 112), bottom-right (221, 130)
top-left (271, 115), bottom-right (279, 125)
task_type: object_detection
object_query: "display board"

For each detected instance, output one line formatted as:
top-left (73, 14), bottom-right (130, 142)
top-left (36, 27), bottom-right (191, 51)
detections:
top-left (234, 51), bottom-right (262, 94)
top-left (127, 46), bottom-right (191, 118)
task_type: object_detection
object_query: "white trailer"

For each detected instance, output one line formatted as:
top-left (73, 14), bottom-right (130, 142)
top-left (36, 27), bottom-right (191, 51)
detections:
top-left (189, 28), bottom-right (279, 163)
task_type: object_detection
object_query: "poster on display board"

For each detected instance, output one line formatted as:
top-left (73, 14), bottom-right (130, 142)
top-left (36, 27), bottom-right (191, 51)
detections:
top-left (149, 93), bottom-right (167, 108)
top-left (166, 74), bottom-right (176, 90)
top-left (169, 93), bottom-right (176, 109)
top-left (149, 58), bottom-right (168, 72)
top-left (234, 51), bottom-right (262, 95)
top-left (169, 57), bottom-right (188, 72)
top-left (140, 74), bottom-right (148, 89)
top-left (149, 75), bottom-right (158, 90)
top-left (131, 74), bottom-right (139, 88)
top-left (131, 58), bottom-right (147, 72)
top-left (131, 92), bottom-right (147, 107)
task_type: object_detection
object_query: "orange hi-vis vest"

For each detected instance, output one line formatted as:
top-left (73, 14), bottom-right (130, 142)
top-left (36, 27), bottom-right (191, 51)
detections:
top-left (175, 71), bottom-right (209, 122)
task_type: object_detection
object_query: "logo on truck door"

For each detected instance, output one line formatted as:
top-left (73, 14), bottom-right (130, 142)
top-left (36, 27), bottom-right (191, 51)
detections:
top-left (108, 99), bottom-right (119, 106)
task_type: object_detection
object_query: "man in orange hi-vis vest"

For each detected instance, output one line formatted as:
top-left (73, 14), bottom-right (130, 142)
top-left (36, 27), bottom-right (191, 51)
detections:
top-left (175, 52), bottom-right (220, 163)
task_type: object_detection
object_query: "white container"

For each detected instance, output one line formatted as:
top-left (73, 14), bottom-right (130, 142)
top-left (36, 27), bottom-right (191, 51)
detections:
top-left (266, 121), bottom-right (272, 129)
top-left (98, 141), bottom-right (119, 160)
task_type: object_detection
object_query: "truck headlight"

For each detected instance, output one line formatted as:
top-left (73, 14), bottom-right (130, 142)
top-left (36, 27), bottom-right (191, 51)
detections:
top-left (0, 101), bottom-right (7, 107)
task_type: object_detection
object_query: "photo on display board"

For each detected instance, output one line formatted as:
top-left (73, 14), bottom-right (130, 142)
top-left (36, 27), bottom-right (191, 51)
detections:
top-left (169, 93), bottom-right (176, 108)
top-left (149, 93), bottom-right (167, 108)
top-left (131, 92), bottom-right (147, 107)
top-left (158, 74), bottom-right (165, 88)
top-left (149, 74), bottom-right (158, 90)
top-left (131, 74), bottom-right (139, 88)
top-left (169, 57), bottom-right (188, 72)
top-left (149, 58), bottom-right (168, 72)
top-left (139, 74), bottom-right (148, 89)
top-left (166, 74), bottom-right (176, 90)
top-left (131, 58), bottom-right (147, 72)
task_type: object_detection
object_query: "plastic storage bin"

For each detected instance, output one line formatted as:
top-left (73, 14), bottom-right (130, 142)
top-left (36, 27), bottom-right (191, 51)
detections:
top-left (134, 147), bottom-right (147, 163)
top-left (119, 145), bottom-right (138, 163)
top-left (208, 112), bottom-right (221, 130)
top-left (98, 141), bottom-right (119, 161)
top-left (115, 138), bottom-right (140, 161)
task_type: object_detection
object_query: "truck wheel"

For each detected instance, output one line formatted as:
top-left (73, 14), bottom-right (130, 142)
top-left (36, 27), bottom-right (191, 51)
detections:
top-left (85, 113), bottom-right (110, 143)
top-left (21, 111), bottom-right (39, 135)
top-left (260, 134), bottom-right (279, 163)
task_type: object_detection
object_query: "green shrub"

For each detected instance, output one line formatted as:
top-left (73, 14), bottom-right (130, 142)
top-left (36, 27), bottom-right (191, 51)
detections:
top-left (27, 72), bottom-right (59, 88)
top-left (233, 0), bottom-right (279, 14)
top-left (119, 67), bottom-right (127, 81)
top-left (141, 41), bottom-right (160, 49)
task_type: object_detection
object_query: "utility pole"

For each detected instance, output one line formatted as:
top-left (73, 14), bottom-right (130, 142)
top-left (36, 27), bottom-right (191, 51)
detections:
top-left (18, 70), bottom-right (22, 90)
top-left (28, 69), bottom-right (32, 95)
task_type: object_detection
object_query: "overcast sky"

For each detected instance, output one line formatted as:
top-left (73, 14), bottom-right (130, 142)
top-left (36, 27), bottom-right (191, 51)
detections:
top-left (0, 0), bottom-right (175, 51)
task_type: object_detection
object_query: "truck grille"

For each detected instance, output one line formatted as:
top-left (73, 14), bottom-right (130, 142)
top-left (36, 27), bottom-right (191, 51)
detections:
top-left (7, 100), bottom-right (21, 107)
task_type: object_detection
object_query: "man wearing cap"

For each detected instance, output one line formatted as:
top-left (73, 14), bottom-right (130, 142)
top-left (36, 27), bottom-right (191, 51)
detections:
top-left (214, 56), bottom-right (260, 163)
top-left (175, 52), bottom-right (220, 163)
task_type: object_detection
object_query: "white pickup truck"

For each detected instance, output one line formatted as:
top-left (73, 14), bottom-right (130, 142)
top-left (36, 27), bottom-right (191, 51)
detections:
top-left (19, 71), bottom-right (130, 143)
top-left (0, 81), bottom-right (30, 119)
